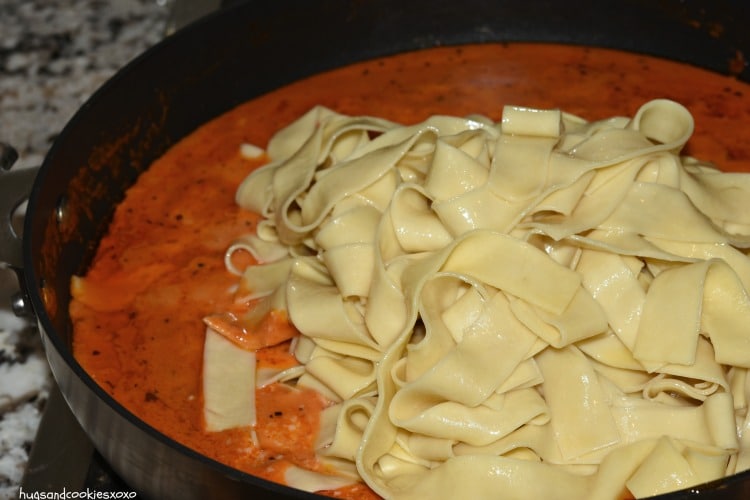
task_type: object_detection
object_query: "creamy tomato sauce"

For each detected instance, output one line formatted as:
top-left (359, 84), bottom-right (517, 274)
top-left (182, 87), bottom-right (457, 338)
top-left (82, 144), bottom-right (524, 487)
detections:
top-left (70, 43), bottom-right (750, 497)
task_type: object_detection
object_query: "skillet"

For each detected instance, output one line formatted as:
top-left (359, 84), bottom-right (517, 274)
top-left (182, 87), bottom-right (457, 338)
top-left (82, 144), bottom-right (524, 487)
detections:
top-left (3, 0), bottom-right (750, 497)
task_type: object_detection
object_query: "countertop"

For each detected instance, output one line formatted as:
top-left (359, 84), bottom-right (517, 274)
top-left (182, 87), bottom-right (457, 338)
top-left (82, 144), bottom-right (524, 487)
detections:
top-left (0, 2), bottom-right (169, 498)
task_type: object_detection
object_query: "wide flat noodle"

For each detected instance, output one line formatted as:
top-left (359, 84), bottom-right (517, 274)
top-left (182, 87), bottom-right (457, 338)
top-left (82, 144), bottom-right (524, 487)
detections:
top-left (220, 99), bottom-right (750, 499)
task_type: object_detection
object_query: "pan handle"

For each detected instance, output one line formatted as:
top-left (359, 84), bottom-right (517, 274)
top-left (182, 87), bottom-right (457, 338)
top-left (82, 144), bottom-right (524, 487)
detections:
top-left (0, 142), bottom-right (39, 317)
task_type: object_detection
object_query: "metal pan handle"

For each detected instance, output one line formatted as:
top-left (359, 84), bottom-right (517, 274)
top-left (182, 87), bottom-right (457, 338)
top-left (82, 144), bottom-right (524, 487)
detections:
top-left (0, 142), bottom-right (39, 317)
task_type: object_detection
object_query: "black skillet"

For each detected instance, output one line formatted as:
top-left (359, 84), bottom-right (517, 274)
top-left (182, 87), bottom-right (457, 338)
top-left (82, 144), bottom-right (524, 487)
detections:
top-left (3, 0), bottom-right (750, 498)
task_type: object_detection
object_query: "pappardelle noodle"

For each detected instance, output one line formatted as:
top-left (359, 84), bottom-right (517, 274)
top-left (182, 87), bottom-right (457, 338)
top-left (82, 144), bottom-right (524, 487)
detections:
top-left (202, 99), bottom-right (750, 499)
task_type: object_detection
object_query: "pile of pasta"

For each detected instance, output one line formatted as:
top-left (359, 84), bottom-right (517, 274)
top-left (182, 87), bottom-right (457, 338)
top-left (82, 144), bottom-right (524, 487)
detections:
top-left (223, 99), bottom-right (750, 499)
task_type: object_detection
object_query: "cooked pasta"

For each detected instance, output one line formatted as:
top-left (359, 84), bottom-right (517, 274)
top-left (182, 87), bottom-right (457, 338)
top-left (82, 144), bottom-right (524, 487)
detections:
top-left (207, 99), bottom-right (750, 499)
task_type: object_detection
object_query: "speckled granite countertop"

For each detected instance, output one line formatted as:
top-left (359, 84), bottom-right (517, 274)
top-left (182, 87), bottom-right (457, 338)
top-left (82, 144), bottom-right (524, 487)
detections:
top-left (0, 2), bottom-right (169, 497)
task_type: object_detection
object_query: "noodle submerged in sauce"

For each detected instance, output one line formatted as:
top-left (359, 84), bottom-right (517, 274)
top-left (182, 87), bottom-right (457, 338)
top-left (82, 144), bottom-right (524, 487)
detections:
top-left (71, 43), bottom-right (750, 499)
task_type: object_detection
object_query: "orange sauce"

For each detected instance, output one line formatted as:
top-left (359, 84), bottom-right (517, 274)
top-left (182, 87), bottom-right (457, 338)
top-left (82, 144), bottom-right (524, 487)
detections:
top-left (70, 43), bottom-right (750, 497)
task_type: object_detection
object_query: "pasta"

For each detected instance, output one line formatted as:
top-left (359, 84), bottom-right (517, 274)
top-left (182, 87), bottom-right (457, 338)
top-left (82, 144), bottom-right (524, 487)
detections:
top-left (206, 99), bottom-right (750, 499)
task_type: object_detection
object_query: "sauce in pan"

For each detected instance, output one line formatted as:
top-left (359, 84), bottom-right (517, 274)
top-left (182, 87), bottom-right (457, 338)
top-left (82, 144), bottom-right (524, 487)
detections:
top-left (70, 43), bottom-right (750, 497)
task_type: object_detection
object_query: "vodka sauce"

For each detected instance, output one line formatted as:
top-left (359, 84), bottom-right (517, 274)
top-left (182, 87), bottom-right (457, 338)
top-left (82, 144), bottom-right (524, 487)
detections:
top-left (70, 43), bottom-right (750, 497)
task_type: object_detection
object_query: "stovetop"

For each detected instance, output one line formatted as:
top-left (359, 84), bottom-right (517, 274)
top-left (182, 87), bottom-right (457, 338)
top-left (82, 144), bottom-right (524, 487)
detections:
top-left (21, 385), bottom-right (129, 493)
